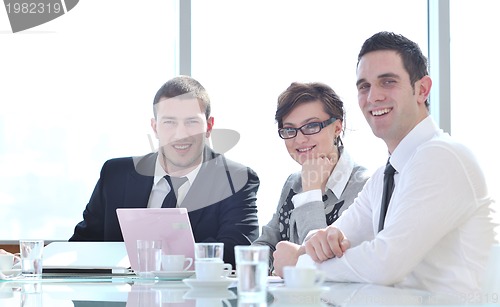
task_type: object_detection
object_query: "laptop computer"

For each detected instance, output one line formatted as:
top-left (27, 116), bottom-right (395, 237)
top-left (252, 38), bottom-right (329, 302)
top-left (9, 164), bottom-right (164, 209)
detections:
top-left (116, 208), bottom-right (196, 273)
top-left (42, 241), bottom-right (131, 274)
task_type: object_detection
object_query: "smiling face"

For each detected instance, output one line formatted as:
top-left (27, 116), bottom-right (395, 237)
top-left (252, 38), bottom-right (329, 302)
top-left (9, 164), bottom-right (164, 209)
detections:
top-left (151, 97), bottom-right (213, 175)
top-left (356, 50), bottom-right (431, 153)
top-left (282, 100), bottom-right (341, 165)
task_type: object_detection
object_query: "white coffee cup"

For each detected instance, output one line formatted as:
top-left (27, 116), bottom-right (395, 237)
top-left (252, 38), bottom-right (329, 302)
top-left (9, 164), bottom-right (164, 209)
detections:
top-left (162, 255), bottom-right (193, 272)
top-left (283, 266), bottom-right (325, 288)
top-left (195, 260), bottom-right (232, 281)
top-left (0, 254), bottom-right (15, 271)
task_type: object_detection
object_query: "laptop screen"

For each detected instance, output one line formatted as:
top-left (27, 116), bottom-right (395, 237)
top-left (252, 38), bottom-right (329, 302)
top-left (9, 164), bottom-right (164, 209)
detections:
top-left (116, 208), bottom-right (196, 272)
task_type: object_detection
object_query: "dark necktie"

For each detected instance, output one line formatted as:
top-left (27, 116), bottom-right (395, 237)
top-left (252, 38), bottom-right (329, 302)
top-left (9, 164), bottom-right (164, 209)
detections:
top-left (378, 160), bottom-right (396, 232)
top-left (162, 176), bottom-right (188, 208)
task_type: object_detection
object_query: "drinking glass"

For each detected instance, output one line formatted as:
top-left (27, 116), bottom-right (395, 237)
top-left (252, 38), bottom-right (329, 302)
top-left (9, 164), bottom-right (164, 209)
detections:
top-left (136, 239), bottom-right (162, 277)
top-left (19, 239), bottom-right (44, 279)
top-left (234, 245), bottom-right (269, 297)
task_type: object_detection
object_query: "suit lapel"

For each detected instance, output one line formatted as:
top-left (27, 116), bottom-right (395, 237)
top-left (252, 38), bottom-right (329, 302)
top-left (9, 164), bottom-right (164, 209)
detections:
top-left (123, 153), bottom-right (156, 208)
top-left (183, 147), bottom-right (221, 227)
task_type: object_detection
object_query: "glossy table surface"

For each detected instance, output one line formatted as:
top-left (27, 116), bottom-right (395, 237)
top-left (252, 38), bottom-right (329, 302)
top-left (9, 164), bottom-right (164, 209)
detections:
top-left (0, 273), bottom-right (496, 306)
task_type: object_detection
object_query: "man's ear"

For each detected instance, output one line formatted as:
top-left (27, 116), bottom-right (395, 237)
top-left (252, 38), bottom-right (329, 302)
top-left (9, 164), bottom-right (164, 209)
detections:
top-left (418, 75), bottom-right (432, 105)
top-left (206, 116), bottom-right (214, 138)
top-left (151, 118), bottom-right (159, 139)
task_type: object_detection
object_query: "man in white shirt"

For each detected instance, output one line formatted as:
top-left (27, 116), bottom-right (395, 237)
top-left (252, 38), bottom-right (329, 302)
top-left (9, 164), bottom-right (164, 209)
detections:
top-left (273, 31), bottom-right (497, 296)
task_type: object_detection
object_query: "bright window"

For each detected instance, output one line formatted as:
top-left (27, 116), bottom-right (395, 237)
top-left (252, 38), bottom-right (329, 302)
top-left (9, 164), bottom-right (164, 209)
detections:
top-left (0, 0), bottom-right (177, 241)
top-left (191, 0), bottom-right (428, 224)
top-left (449, 0), bottom-right (500, 238)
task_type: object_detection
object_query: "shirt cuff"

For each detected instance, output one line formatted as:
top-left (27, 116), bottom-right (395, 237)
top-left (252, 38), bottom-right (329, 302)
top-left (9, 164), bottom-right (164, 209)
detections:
top-left (292, 189), bottom-right (322, 208)
top-left (296, 254), bottom-right (317, 269)
top-left (304, 229), bottom-right (320, 242)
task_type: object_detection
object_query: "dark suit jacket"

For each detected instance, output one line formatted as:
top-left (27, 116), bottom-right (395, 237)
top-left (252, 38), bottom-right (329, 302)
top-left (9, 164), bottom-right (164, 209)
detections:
top-left (69, 147), bottom-right (260, 267)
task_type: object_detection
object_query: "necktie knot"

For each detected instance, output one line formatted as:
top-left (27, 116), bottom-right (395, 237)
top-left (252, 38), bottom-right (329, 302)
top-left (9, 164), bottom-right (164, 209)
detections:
top-left (384, 161), bottom-right (396, 175)
top-left (166, 175), bottom-right (188, 192)
top-left (162, 176), bottom-right (188, 208)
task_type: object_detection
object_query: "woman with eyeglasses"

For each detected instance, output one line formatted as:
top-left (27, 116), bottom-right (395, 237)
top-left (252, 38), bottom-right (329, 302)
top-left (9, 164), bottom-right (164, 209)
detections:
top-left (252, 82), bottom-right (370, 276)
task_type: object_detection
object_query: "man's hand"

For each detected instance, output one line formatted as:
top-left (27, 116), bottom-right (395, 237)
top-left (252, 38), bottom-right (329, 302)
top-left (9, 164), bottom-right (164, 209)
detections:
top-left (304, 225), bottom-right (350, 262)
top-left (272, 241), bottom-right (306, 277)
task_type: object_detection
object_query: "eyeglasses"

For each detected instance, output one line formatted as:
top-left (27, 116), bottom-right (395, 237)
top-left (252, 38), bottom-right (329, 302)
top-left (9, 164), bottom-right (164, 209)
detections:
top-left (278, 117), bottom-right (338, 139)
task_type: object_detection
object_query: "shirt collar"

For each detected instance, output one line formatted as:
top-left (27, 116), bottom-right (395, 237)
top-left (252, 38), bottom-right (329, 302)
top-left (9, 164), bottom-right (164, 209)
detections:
top-left (326, 150), bottom-right (355, 199)
top-left (390, 116), bottom-right (441, 172)
top-left (153, 154), bottom-right (202, 186)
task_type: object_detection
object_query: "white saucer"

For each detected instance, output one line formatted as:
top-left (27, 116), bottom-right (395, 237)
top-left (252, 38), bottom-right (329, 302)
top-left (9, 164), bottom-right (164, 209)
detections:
top-left (182, 277), bottom-right (234, 290)
top-left (0, 269), bottom-right (22, 280)
top-left (152, 270), bottom-right (195, 280)
top-left (183, 289), bottom-right (236, 300)
top-left (269, 285), bottom-right (328, 302)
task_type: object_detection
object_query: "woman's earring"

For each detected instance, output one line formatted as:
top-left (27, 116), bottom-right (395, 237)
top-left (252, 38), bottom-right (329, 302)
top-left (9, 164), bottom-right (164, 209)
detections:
top-left (337, 137), bottom-right (344, 149)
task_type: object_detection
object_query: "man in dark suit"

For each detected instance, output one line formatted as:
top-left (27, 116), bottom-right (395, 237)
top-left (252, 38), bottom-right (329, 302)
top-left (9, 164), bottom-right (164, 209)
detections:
top-left (70, 76), bottom-right (260, 267)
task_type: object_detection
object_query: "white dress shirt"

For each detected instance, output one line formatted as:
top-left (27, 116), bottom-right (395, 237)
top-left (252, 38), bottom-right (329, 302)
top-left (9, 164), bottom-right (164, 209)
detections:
top-left (298, 116), bottom-right (497, 295)
top-left (147, 155), bottom-right (201, 208)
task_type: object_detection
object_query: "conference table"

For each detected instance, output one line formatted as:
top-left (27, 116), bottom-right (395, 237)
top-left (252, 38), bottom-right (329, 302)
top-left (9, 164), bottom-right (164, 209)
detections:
top-left (1, 273), bottom-right (492, 307)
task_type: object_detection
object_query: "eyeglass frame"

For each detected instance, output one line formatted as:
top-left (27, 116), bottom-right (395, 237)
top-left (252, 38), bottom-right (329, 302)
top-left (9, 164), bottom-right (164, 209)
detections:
top-left (278, 117), bottom-right (339, 139)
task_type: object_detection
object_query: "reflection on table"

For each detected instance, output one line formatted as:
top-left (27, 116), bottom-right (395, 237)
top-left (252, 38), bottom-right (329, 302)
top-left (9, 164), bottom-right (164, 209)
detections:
top-left (0, 275), bottom-right (495, 306)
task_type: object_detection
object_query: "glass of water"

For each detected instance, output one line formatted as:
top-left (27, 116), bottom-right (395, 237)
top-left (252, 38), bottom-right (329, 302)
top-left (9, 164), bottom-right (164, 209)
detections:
top-left (194, 242), bottom-right (224, 262)
top-left (136, 239), bottom-right (162, 278)
top-left (234, 245), bottom-right (269, 297)
top-left (19, 239), bottom-right (44, 279)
